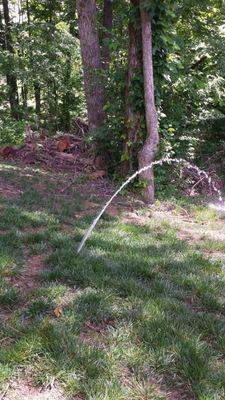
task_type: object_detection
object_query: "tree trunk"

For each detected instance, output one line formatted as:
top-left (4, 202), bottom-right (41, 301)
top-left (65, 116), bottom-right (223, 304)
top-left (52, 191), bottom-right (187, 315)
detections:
top-left (121, 0), bottom-right (142, 176)
top-left (0, 11), bottom-right (5, 48)
top-left (21, 85), bottom-right (28, 110)
top-left (17, 0), bottom-right (28, 116)
top-left (61, 0), bottom-right (76, 131)
top-left (138, 7), bottom-right (159, 203)
top-left (2, 0), bottom-right (20, 120)
top-left (102, 0), bottom-right (113, 69)
top-left (25, 0), bottom-right (42, 118)
top-left (76, 0), bottom-right (105, 131)
top-left (26, 0), bottom-right (31, 25)
top-left (34, 82), bottom-right (41, 115)
top-left (61, 58), bottom-right (72, 131)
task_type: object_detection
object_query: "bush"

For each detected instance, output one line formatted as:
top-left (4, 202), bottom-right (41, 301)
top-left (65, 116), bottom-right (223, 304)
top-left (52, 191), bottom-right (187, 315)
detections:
top-left (0, 114), bottom-right (25, 146)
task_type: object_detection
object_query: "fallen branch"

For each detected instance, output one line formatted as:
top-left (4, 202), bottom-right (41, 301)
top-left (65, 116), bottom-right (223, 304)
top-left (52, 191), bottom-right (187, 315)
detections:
top-left (190, 176), bottom-right (205, 192)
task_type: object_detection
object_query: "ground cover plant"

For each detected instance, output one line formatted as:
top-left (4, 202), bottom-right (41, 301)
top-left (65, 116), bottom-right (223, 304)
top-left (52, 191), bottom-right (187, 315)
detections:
top-left (0, 161), bottom-right (225, 400)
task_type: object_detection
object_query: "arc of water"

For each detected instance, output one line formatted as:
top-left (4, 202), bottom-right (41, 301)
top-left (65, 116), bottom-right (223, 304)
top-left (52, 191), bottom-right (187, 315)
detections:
top-left (77, 157), bottom-right (222, 254)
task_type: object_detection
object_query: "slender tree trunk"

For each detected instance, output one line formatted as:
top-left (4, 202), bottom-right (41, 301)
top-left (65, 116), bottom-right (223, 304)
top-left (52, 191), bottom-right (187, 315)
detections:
top-left (0, 10), bottom-right (5, 48)
top-left (26, 0), bottom-right (42, 117)
top-left (17, 0), bottom-right (28, 116)
top-left (34, 82), bottom-right (41, 115)
top-left (21, 85), bottom-right (28, 110)
top-left (102, 0), bottom-right (113, 69)
top-left (61, 0), bottom-right (76, 131)
top-left (77, 0), bottom-right (105, 131)
top-left (121, 0), bottom-right (142, 176)
top-left (2, 0), bottom-right (20, 119)
top-left (26, 0), bottom-right (30, 25)
top-left (61, 58), bottom-right (72, 131)
top-left (138, 7), bottom-right (159, 203)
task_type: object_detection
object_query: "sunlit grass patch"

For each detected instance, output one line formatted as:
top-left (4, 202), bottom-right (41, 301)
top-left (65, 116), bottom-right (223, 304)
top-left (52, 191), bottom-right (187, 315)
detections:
top-left (26, 297), bottom-right (54, 318)
top-left (0, 162), bottom-right (225, 399)
top-left (197, 238), bottom-right (225, 252)
top-left (0, 285), bottom-right (21, 307)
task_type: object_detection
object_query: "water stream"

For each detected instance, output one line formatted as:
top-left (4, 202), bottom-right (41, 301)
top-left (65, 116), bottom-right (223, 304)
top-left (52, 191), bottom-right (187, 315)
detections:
top-left (77, 157), bottom-right (223, 254)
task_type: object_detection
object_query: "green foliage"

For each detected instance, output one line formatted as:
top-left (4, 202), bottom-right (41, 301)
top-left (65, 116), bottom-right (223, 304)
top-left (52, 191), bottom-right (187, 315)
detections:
top-left (0, 114), bottom-right (25, 145)
top-left (0, 0), bottom-right (224, 192)
top-left (0, 0), bottom-right (85, 132)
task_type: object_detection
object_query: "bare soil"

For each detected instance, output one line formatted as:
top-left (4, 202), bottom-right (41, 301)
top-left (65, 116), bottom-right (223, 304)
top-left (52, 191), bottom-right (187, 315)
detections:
top-left (3, 379), bottom-right (68, 400)
top-left (0, 178), bottom-right (22, 199)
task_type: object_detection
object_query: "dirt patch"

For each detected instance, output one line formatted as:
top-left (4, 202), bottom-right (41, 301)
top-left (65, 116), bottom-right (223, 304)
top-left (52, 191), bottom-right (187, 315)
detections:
top-left (152, 207), bottom-right (225, 263)
top-left (150, 381), bottom-right (191, 400)
top-left (79, 318), bottom-right (116, 349)
top-left (122, 369), bottom-right (191, 400)
top-left (204, 249), bottom-right (225, 262)
top-left (121, 211), bottom-right (146, 225)
top-left (177, 230), bottom-right (225, 263)
top-left (17, 254), bottom-right (47, 292)
top-left (166, 388), bottom-right (192, 400)
top-left (79, 331), bottom-right (108, 349)
top-left (0, 178), bottom-right (22, 199)
top-left (6, 254), bottom-right (47, 293)
top-left (185, 295), bottom-right (205, 314)
top-left (177, 231), bottom-right (200, 247)
top-left (32, 183), bottom-right (48, 193)
top-left (2, 378), bottom-right (68, 400)
top-left (74, 178), bottom-right (117, 201)
top-left (84, 318), bottom-right (116, 333)
top-left (22, 226), bottom-right (46, 235)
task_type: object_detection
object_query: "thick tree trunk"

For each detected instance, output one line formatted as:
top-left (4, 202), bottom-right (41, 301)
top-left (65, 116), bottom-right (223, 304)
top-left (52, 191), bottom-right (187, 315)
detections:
top-left (121, 0), bottom-right (142, 176)
top-left (2, 0), bottom-right (20, 120)
top-left (76, 0), bottom-right (105, 131)
top-left (138, 7), bottom-right (159, 203)
top-left (102, 0), bottom-right (113, 69)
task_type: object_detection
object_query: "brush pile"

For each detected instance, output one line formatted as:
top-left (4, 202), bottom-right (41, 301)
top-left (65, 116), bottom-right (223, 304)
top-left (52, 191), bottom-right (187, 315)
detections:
top-left (0, 119), bottom-right (98, 174)
top-left (182, 164), bottom-right (221, 196)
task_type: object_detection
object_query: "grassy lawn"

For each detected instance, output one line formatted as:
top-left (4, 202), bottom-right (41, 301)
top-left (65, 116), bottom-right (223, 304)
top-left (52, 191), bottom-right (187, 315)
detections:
top-left (0, 162), bottom-right (225, 400)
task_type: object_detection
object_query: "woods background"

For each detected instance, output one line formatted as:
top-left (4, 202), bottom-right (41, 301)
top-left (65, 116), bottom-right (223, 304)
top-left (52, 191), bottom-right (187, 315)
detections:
top-left (0, 0), bottom-right (224, 199)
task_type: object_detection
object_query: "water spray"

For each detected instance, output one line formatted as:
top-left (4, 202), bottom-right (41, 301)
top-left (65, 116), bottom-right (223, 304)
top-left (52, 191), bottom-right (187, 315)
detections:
top-left (77, 157), bottom-right (223, 254)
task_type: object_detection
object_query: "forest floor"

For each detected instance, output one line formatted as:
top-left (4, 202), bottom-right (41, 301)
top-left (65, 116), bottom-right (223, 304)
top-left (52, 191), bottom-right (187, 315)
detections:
top-left (0, 160), bottom-right (225, 400)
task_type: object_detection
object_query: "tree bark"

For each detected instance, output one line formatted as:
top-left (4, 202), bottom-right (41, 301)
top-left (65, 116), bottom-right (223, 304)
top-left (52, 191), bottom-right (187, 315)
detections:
top-left (34, 82), bottom-right (41, 115)
top-left (0, 10), bottom-right (6, 50)
top-left (61, 0), bottom-right (76, 131)
top-left (102, 0), bottom-right (113, 69)
top-left (21, 85), bottom-right (28, 111)
top-left (121, 0), bottom-right (142, 176)
top-left (138, 7), bottom-right (159, 203)
top-left (76, 0), bottom-right (105, 131)
top-left (61, 58), bottom-right (72, 131)
top-left (26, 0), bottom-right (31, 25)
top-left (25, 0), bottom-right (42, 117)
top-left (2, 0), bottom-right (20, 120)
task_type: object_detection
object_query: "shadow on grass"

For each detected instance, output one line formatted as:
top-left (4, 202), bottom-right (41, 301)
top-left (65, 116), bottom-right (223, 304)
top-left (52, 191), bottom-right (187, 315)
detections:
top-left (0, 163), bottom-right (225, 399)
top-left (37, 219), bottom-right (225, 399)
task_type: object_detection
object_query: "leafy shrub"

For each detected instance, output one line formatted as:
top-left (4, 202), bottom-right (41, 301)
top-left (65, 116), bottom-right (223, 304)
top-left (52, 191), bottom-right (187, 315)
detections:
top-left (0, 114), bottom-right (25, 146)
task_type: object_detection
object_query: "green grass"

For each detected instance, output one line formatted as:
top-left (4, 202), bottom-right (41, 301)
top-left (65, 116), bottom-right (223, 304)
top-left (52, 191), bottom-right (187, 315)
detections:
top-left (0, 162), bottom-right (225, 399)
